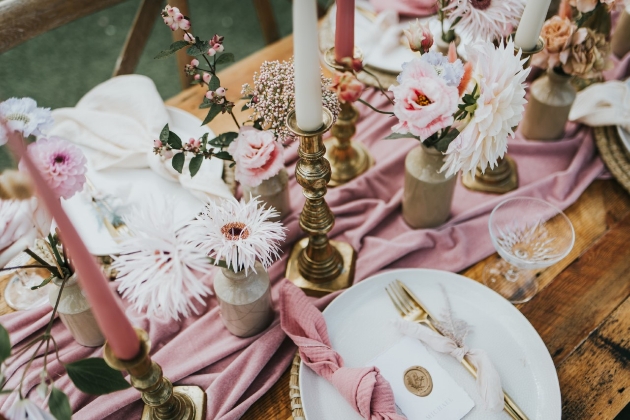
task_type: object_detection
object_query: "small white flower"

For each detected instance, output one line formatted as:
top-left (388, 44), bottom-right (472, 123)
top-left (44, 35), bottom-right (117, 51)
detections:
top-left (441, 39), bottom-right (530, 177)
top-left (181, 197), bottom-right (286, 274)
top-left (5, 398), bottom-right (55, 420)
top-left (0, 98), bottom-right (53, 139)
top-left (112, 198), bottom-right (216, 321)
top-left (443, 0), bottom-right (526, 42)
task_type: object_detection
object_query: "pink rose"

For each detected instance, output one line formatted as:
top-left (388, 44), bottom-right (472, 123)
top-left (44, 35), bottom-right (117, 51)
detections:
top-left (389, 76), bottom-right (459, 140)
top-left (330, 72), bottom-right (364, 103)
top-left (227, 128), bottom-right (285, 187)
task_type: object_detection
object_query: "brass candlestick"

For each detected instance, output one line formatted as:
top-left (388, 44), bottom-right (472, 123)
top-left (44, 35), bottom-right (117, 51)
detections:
top-left (322, 47), bottom-right (374, 187)
top-left (462, 36), bottom-right (544, 194)
top-left (285, 108), bottom-right (356, 296)
top-left (103, 329), bottom-right (206, 420)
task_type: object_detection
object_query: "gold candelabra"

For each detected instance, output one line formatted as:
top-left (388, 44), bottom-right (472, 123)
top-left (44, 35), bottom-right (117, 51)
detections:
top-left (462, 36), bottom-right (544, 194)
top-left (285, 108), bottom-right (356, 296)
top-left (322, 47), bottom-right (374, 187)
top-left (103, 329), bottom-right (206, 420)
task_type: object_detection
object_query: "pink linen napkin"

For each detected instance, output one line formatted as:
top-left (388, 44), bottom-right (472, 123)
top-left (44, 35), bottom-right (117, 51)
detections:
top-left (370, 0), bottom-right (436, 17)
top-left (280, 281), bottom-right (406, 420)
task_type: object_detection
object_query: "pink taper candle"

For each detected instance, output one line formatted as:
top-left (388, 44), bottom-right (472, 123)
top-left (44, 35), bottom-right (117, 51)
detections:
top-left (335, 0), bottom-right (355, 62)
top-left (4, 127), bottom-right (140, 361)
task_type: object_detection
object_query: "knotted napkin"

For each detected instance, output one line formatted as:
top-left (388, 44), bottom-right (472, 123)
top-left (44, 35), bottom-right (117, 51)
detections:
top-left (370, 0), bottom-right (436, 17)
top-left (569, 80), bottom-right (630, 132)
top-left (393, 318), bottom-right (504, 412)
top-left (279, 282), bottom-right (406, 420)
top-left (48, 74), bottom-right (232, 202)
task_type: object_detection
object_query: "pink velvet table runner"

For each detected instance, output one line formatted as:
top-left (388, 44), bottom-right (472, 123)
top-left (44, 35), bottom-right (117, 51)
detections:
top-left (1, 54), bottom-right (628, 419)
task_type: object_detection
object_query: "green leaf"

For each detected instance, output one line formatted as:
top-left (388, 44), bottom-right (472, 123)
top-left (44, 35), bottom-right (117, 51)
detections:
top-left (172, 153), bottom-right (185, 173)
top-left (199, 97), bottom-right (212, 109)
top-left (31, 274), bottom-right (54, 290)
top-left (213, 151), bottom-right (233, 160)
top-left (384, 133), bottom-right (419, 140)
top-left (189, 154), bottom-right (204, 177)
top-left (154, 40), bottom-right (190, 59)
top-left (215, 53), bottom-right (235, 65)
top-left (159, 124), bottom-right (169, 143)
top-left (208, 132), bottom-right (238, 148)
top-left (167, 131), bottom-right (182, 149)
top-left (202, 104), bottom-right (222, 126)
top-left (65, 358), bottom-right (131, 395)
top-left (200, 133), bottom-right (209, 148)
top-left (0, 324), bottom-right (10, 364)
top-left (241, 103), bottom-right (250, 112)
top-left (433, 128), bottom-right (460, 153)
top-left (186, 43), bottom-right (206, 56)
top-left (49, 387), bottom-right (72, 420)
top-left (208, 75), bottom-right (220, 92)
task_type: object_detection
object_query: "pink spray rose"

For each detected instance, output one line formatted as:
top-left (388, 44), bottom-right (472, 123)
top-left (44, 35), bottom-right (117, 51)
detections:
top-left (227, 128), bottom-right (285, 187)
top-left (390, 70), bottom-right (459, 140)
top-left (20, 137), bottom-right (87, 199)
top-left (330, 72), bottom-right (364, 103)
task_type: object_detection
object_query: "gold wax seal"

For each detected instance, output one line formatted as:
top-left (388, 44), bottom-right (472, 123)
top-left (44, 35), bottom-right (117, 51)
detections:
top-left (403, 366), bottom-right (433, 397)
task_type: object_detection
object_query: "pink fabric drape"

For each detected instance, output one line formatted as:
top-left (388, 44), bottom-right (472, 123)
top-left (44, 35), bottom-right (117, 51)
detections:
top-left (1, 53), bottom-right (628, 419)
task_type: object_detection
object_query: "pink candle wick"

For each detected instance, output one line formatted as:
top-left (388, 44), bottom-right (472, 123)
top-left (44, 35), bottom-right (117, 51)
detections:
top-left (4, 125), bottom-right (140, 361)
top-left (335, 0), bottom-right (355, 63)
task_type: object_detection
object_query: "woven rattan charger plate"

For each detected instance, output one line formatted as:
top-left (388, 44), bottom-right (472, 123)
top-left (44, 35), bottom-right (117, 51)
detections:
top-left (594, 126), bottom-right (630, 194)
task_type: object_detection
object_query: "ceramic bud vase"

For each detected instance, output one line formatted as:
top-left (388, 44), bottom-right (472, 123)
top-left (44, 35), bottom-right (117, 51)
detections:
top-left (242, 168), bottom-right (291, 222)
top-left (612, 8), bottom-right (630, 59)
top-left (48, 274), bottom-right (105, 347)
top-left (402, 145), bottom-right (457, 229)
top-left (521, 68), bottom-right (576, 141)
top-left (214, 261), bottom-right (273, 337)
top-left (434, 34), bottom-right (460, 55)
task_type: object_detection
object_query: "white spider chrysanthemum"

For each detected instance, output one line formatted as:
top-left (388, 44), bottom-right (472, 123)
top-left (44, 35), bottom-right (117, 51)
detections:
top-left (181, 197), bottom-right (286, 274)
top-left (112, 200), bottom-right (215, 321)
top-left (441, 40), bottom-right (530, 177)
top-left (443, 0), bottom-right (526, 42)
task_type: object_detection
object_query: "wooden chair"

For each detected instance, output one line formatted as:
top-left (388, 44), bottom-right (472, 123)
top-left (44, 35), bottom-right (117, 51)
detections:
top-left (0, 0), bottom-right (192, 88)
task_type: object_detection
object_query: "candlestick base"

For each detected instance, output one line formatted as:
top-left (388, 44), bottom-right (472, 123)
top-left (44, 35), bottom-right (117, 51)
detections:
top-left (286, 237), bottom-right (356, 297)
top-left (104, 329), bottom-right (207, 420)
top-left (462, 155), bottom-right (518, 194)
top-left (512, 34), bottom-right (545, 69)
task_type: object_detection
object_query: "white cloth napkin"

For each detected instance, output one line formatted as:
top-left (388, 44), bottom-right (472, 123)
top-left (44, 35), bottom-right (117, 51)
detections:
top-left (393, 318), bottom-right (505, 412)
top-left (569, 80), bottom-right (630, 132)
top-left (48, 75), bottom-right (232, 202)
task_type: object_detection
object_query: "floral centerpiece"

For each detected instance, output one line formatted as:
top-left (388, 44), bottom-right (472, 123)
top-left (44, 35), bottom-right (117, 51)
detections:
top-left (0, 99), bottom-right (133, 420)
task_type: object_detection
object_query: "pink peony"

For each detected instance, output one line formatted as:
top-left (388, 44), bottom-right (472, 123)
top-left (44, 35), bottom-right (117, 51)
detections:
top-left (389, 76), bottom-right (459, 140)
top-left (227, 128), bottom-right (285, 187)
top-left (20, 137), bottom-right (87, 199)
top-left (330, 72), bottom-right (364, 103)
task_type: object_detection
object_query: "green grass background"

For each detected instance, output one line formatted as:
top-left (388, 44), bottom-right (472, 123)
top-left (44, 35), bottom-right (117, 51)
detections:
top-left (0, 0), bottom-right (296, 169)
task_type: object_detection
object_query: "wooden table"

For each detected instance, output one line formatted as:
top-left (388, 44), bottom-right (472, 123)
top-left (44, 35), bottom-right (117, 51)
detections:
top-left (167, 35), bottom-right (630, 420)
top-left (2, 35), bottom-right (628, 419)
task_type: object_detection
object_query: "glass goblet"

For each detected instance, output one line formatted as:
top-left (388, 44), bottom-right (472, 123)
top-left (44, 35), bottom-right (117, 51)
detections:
top-left (484, 197), bottom-right (575, 304)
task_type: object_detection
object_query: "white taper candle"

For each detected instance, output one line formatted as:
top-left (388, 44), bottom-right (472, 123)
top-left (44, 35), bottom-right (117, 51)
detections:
top-left (514, 0), bottom-right (552, 51)
top-left (293, 0), bottom-right (323, 131)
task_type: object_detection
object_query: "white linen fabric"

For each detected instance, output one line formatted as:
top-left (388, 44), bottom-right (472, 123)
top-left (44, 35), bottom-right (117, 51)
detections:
top-left (569, 80), bottom-right (630, 132)
top-left (48, 75), bottom-right (232, 202)
top-left (393, 318), bottom-right (505, 413)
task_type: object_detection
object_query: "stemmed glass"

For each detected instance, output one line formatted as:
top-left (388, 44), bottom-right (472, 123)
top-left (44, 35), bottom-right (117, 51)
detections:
top-left (484, 197), bottom-right (575, 304)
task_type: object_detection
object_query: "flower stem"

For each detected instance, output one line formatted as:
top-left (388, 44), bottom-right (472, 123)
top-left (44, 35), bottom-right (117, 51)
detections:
top-left (357, 98), bottom-right (394, 115)
top-left (360, 68), bottom-right (395, 106)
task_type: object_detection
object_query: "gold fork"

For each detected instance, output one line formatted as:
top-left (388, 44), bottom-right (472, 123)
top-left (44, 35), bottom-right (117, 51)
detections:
top-left (385, 279), bottom-right (529, 420)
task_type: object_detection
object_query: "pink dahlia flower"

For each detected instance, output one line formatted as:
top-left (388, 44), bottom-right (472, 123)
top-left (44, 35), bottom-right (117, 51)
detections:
top-left (227, 128), bottom-right (285, 188)
top-left (389, 77), bottom-right (459, 140)
top-left (20, 137), bottom-right (87, 199)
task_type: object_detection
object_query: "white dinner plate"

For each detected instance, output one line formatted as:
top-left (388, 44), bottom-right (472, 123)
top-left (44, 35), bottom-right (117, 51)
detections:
top-left (61, 106), bottom-right (221, 256)
top-left (616, 79), bottom-right (630, 153)
top-left (299, 268), bottom-right (561, 420)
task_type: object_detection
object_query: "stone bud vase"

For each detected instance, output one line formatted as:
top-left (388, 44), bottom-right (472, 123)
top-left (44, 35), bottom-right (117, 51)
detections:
top-left (242, 168), bottom-right (291, 222)
top-left (521, 68), bottom-right (576, 141)
top-left (612, 9), bottom-right (630, 59)
top-left (402, 144), bottom-right (457, 229)
top-left (214, 261), bottom-right (273, 337)
top-left (48, 274), bottom-right (105, 347)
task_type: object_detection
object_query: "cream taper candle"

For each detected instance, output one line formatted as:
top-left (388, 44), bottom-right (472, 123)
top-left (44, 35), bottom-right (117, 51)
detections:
top-left (514, 0), bottom-right (552, 50)
top-left (293, 0), bottom-right (323, 131)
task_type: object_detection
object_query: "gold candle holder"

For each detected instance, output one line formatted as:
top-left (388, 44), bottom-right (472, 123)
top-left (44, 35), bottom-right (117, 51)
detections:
top-left (462, 36), bottom-right (544, 194)
top-left (322, 47), bottom-right (374, 187)
top-left (285, 108), bottom-right (356, 296)
top-left (103, 329), bottom-right (206, 420)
